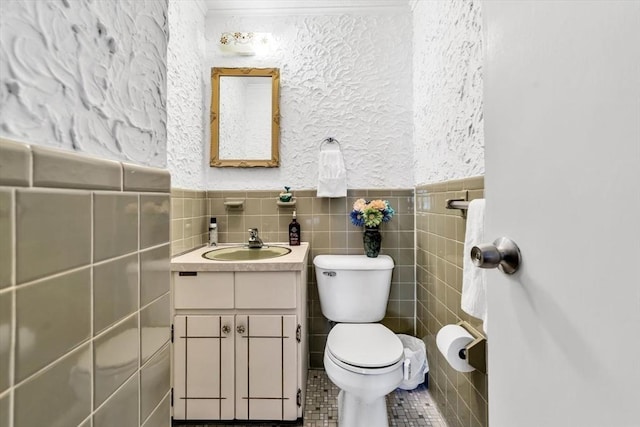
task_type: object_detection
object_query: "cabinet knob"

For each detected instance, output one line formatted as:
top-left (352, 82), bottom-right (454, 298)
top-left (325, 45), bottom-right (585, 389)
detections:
top-left (221, 325), bottom-right (231, 334)
top-left (236, 325), bottom-right (246, 334)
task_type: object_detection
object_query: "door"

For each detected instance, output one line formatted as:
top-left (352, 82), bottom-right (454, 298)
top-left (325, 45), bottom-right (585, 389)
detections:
top-left (173, 315), bottom-right (235, 420)
top-left (235, 314), bottom-right (298, 420)
top-left (482, 2), bottom-right (640, 426)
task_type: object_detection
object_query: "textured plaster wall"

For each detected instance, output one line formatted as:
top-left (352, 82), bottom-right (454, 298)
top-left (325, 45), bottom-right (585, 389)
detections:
top-left (167, 0), bottom-right (206, 188)
top-left (0, 0), bottom-right (168, 167)
top-left (413, 0), bottom-right (484, 185)
top-left (203, 10), bottom-right (413, 190)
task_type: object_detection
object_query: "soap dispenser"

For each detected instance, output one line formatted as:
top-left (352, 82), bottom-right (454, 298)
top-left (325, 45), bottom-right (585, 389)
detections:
top-left (288, 211), bottom-right (300, 246)
top-left (209, 217), bottom-right (218, 246)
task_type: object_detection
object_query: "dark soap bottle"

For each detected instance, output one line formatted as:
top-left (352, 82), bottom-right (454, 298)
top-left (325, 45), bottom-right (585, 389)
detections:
top-left (289, 211), bottom-right (300, 246)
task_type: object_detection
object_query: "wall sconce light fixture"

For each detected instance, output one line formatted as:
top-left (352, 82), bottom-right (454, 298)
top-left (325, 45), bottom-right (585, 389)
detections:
top-left (219, 32), bottom-right (273, 56)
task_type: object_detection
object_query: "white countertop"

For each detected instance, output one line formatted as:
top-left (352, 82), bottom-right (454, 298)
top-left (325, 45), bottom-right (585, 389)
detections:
top-left (171, 242), bottom-right (309, 272)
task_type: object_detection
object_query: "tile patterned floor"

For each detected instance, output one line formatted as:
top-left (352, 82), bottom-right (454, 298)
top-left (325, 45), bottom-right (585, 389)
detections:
top-left (173, 369), bottom-right (447, 427)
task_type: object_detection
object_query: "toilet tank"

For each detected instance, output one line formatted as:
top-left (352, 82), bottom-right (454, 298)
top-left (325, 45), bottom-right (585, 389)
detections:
top-left (313, 255), bottom-right (394, 322)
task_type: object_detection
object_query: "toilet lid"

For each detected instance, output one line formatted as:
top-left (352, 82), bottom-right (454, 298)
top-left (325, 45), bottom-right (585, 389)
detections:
top-left (327, 324), bottom-right (403, 368)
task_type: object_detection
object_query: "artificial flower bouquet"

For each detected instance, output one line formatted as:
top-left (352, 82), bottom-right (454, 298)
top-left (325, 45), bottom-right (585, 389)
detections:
top-left (350, 199), bottom-right (395, 228)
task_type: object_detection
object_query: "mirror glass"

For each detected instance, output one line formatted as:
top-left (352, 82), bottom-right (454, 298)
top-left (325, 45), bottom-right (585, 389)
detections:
top-left (210, 68), bottom-right (280, 167)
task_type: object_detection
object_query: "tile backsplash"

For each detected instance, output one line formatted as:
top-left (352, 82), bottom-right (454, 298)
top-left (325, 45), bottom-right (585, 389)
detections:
top-left (170, 189), bottom-right (208, 256)
top-left (0, 138), bottom-right (171, 427)
top-left (415, 176), bottom-right (488, 427)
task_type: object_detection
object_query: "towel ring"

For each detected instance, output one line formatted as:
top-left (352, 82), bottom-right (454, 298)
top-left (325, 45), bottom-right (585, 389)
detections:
top-left (320, 137), bottom-right (342, 151)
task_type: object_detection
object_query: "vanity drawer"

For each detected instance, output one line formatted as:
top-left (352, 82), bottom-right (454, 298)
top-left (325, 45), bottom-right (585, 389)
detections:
top-left (235, 272), bottom-right (296, 309)
top-left (173, 272), bottom-right (234, 309)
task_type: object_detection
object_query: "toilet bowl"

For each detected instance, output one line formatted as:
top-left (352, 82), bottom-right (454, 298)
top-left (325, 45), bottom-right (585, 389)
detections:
top-left (323, 323), bottom-right (404, 427)
top-left (313, 255), bottom-right (405, 427)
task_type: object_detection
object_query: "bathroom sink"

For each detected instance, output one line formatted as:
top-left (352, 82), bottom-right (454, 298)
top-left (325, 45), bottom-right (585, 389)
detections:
top-left (202, 246), bottom-right (292, 261)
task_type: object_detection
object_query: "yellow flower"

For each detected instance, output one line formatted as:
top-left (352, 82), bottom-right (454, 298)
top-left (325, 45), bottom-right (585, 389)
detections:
top-left (368, 199), bottom-right (386, 210)
top-left (353, 198), bottom-right (367, 211)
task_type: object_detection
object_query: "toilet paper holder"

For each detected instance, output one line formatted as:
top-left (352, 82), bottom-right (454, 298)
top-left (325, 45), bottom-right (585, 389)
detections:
top-left (456, 321), bottom-right (487, 374)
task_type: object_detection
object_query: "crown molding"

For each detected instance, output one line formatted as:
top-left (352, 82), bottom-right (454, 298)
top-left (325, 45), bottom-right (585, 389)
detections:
top-left (194, 0), bottom-right (208, 15)
top-left (204, 0), bottom-right (410, 15)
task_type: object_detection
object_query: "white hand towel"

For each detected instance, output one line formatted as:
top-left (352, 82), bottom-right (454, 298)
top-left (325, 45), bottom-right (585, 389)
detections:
top-left (461, 199), bottom-right (488, 334)
top-left (317, 149), bottom-right (347, 198)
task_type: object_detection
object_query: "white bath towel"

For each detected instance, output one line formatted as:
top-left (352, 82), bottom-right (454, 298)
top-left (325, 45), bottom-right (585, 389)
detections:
top-left (317, 148), bottom-right (347, 198)
top-left (461, 199), bottom-right (488, 334)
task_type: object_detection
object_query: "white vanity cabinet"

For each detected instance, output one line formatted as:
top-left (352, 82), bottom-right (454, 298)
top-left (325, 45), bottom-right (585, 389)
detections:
top-left (170, 245), bottom-right (308, 423)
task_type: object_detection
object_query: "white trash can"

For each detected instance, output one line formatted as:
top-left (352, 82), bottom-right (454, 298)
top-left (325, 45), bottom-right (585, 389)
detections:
top-left (397, 334), bottom-right (429, 390)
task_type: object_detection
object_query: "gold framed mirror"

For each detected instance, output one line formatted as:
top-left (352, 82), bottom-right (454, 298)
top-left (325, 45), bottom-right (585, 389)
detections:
top-left (210, 67), bottom-right (280, 167)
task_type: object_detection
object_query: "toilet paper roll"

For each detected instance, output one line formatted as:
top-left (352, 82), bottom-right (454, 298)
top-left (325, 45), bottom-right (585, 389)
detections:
top-left (436, 324), bottom-right (475, 373)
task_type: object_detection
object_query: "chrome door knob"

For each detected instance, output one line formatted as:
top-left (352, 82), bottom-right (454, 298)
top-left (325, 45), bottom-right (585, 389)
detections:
top-left (471, 237), bottom-right (522, 274)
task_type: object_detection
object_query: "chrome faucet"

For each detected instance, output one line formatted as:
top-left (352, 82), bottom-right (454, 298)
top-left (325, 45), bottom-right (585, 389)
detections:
top-left (247, 228), bottom-right (264, 249)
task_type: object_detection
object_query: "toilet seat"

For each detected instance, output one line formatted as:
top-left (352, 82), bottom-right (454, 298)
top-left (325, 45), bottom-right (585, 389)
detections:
top-left (326, 348), bottom-right (404, 376)
top-left (326, 324), bottom-right (403, 374)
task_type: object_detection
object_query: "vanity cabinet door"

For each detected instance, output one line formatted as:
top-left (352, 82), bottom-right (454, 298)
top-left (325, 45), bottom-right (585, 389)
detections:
top-left (173, 315), bottom-right (235, 420)
top-left (235, 314), bottom-right (298, 421)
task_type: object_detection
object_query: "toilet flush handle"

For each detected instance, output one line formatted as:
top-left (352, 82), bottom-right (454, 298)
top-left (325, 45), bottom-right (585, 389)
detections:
top-left (323, 271), bottom-right (336, 277)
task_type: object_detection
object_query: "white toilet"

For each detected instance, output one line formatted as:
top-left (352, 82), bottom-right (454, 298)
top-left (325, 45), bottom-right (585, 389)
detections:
top-left (314, 254), bottom-right (405, 427)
